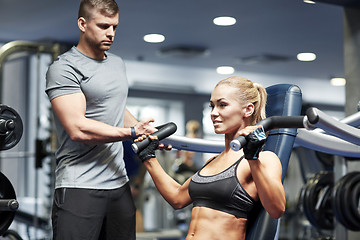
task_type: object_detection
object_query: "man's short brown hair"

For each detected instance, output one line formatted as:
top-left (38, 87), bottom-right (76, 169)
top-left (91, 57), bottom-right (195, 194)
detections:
top-left (78, 0), bottom-right (119, 20)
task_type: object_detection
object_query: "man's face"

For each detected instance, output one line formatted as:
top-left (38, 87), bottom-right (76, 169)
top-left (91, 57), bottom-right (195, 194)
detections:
top-left (83, 10), bottom-right (119, 52)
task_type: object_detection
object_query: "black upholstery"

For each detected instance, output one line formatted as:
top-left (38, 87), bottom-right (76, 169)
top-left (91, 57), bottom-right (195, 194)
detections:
top-left (246, 84), bottom-right (302, 240)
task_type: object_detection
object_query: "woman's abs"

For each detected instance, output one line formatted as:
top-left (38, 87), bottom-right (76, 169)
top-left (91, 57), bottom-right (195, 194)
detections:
top-left (186, 206), bottom-right (247, 240)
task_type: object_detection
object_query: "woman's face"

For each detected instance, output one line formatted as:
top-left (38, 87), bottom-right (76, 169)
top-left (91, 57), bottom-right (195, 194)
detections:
top-left (210, 85), bottom-right (248, 135)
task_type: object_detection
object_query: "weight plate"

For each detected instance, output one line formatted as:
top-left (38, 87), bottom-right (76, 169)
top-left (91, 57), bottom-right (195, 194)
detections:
top-left (350, 180), bottom-right (360, 221)
top-left (342, 172), bottom-right (360, 230)
top-left (0, 172), bottom-right (17, 236)
top-left (333, 172), bottom-right (358, 231)
top-left (302, 174), bottom-right (322, 229)
top-left (302, 172), bottom-right (334, 230)
top-left (0, 105), bottom-right (23, 151)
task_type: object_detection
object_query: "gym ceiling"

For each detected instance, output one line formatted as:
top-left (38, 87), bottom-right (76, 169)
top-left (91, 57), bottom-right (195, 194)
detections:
top-left (0, 0), bottom-right (358, 83)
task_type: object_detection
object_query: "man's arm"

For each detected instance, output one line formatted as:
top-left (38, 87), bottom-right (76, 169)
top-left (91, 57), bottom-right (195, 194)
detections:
top-left (51, 92), bottom-right (155, 145)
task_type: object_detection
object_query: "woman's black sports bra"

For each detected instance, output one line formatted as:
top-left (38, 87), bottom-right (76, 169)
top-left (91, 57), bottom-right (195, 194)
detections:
top-left (188, 156), bottom-right (256, 219)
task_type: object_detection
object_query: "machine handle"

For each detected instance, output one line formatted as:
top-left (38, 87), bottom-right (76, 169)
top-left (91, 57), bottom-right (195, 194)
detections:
top-left (131, 122), bottom-right (177, 153)
top-left (230, 116), bottom-right (305, 151)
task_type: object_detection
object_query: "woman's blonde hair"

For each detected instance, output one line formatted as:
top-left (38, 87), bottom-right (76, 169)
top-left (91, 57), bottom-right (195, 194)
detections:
top-left (216, 76), bottom-right (267, 125)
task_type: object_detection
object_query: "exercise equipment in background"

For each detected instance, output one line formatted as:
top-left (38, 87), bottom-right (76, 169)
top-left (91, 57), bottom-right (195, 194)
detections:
top-left (0, 171), bottom-right (19, 236)
top-left (299, 171), bottom-right (360, 232)
top-left (299, 171), bottom-right (334, 230)
top-left (0, 105), bottom-right (23, 151)
top-left (333, 171), bottom-right (360, 231)
top-left (0, 104), bottom-right (23, 236)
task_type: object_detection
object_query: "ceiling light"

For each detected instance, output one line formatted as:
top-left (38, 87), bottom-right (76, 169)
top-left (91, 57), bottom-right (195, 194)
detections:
top-left (216, 66), bottom-right (235, 75)
top-left (297, 52), bottom-right (316, 61)
top-left (213, 16), bottom-right (236, 26)
top-left (303, 0), bottom-right (316, 4)
top-left (143, 34), bottom-right (165, 43)
top-left (330, 77), bottom-right (346, 86)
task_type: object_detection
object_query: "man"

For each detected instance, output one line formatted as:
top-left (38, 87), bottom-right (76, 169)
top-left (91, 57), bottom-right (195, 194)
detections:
top-left (45, 0), bottom-right (156, 239)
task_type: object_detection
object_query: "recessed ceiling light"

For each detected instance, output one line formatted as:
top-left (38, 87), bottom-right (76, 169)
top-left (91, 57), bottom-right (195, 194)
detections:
top-left (297, 52), bottom-right (316, 61)
top-left (213, 16), bottom-right (236, 26)
top-left (216, 66), bottom-right (235, 75)
top-left (303, 0), bottom-right (316, 4)
top-left (143, 34), bottom-right (165, 43)
top-left (330, 77), bottom-right (346, 86)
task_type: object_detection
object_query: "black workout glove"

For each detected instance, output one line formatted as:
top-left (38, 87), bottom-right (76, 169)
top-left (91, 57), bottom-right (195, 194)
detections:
top-left (138, 137), bottom-right (159, 162)
top-left (244, 127), bottom-right (267, 160)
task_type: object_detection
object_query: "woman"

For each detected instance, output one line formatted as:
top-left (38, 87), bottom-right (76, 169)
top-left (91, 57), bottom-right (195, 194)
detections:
top-left (136, 76), bottom-right (286, 240)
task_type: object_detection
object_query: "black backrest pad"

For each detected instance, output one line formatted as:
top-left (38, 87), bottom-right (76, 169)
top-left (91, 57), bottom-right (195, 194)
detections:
top-left (246, 84), bottom-right (302, 240)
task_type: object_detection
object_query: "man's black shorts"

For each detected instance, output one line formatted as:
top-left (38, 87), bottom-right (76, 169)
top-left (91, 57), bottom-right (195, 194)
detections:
top-left (52, 183), bottom-right (136, 240)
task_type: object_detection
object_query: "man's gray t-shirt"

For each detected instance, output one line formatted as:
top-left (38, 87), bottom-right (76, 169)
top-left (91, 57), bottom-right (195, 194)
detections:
top-left (46, 46), bottom-right (129, 190)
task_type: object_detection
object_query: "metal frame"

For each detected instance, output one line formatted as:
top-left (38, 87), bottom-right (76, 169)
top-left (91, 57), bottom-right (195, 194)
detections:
top-left (162, 108), bottom-right (360, 157)
top-left (0, 40), bottom-right (63, 101)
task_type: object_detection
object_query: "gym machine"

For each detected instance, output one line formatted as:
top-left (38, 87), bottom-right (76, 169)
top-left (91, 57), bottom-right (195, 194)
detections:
top-left (134, 105), bottom-right (360, 239)
top-left (0, 104), bottom-right (23, 237)
top-left (0, 40), bottom-right (70, 239)
top-left (0, 59), bottom-right (358, 239)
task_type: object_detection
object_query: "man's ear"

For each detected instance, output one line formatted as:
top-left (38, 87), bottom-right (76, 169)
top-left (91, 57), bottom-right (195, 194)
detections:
top-left (78, 17), bottom-right (86, 32)
top-left (244, 103), bottom-right (254, 118)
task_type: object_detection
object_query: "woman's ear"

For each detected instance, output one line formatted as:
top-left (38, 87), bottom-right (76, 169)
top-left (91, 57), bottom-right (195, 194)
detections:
top-left (244, 103), bottom-right (254, 118)
top-left (78, 17), bottom-right (86, 32)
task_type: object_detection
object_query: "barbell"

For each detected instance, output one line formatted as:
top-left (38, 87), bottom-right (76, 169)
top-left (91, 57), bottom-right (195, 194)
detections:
top-left (0, 104), bottom-right (23, 235)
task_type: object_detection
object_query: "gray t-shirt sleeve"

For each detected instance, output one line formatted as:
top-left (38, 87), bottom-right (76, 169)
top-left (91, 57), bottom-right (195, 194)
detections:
top-left (45, 61), bottom-right (82, 101)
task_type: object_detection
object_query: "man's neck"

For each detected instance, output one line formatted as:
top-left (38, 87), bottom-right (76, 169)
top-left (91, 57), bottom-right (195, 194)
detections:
top-left (76, 42), bottom-right (106, 60)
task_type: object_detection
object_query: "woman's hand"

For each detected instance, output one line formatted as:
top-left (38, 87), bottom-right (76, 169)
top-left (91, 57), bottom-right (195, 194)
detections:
top-left (135, 135), bottom-right (172, 162)
top-left (238, 125), bottom-right (267, 160)
top-left (136, 135), bottom-right (159, 162)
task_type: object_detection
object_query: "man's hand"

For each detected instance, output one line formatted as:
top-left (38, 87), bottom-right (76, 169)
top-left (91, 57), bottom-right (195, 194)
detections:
top-left (133, 117), bottom-right (156, 137)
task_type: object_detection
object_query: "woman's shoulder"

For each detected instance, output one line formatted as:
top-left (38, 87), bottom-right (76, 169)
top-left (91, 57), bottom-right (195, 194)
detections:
top-left (259, 150), bottom-right (277, 158)
top-left (259, 150), bottom-right (281, 165)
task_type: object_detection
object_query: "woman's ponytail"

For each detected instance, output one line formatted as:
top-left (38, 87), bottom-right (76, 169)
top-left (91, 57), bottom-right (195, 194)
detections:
top-left (252, 83), bottom-right (267, 125)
